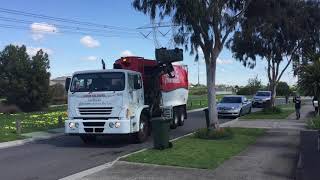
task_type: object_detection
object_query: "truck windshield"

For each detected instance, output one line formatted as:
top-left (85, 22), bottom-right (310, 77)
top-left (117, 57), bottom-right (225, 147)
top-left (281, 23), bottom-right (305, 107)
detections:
top-left (70, 72), bottom-right (125, 92)
top-left (256, 92), bottom-right (271, 96)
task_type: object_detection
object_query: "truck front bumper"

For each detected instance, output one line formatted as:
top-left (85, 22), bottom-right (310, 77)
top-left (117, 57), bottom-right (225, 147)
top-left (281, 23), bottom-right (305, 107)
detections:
top-left (65, 119), bottom-right (132, 134)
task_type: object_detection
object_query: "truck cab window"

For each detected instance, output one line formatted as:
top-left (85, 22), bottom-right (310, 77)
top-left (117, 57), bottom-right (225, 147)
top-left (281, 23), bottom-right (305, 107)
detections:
top-left (70, 72), bottom-right (125, 92)
top-left (128, 74), bottom-right (142, 90)
top-left (134, 75), bottom-right (142, 89)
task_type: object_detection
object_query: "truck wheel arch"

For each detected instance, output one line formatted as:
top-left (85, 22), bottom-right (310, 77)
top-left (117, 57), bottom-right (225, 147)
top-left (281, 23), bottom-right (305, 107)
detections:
top-left (132, 105), bottom-right (150, 133)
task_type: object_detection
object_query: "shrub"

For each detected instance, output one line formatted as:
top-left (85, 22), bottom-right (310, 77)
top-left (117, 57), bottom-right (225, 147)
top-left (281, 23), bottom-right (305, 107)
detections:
top-left (194, 127), bottom-right (234, 140)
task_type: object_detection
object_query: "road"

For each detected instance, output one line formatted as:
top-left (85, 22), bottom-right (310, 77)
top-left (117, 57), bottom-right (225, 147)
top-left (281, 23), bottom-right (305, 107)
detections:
top-left (0, 110), bottom-right (234, 180)
top-left (0, 98), bottom-right (286, 180)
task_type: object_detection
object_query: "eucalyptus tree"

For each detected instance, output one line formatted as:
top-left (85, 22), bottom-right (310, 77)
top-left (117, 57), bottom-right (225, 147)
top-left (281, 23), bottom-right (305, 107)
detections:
top-left (133, 0), bottom-right (251, 128)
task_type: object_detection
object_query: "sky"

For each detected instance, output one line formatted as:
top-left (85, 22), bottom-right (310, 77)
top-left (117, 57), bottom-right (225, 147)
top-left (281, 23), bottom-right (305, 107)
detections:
top-left (0, 0), bottom-right (297, 86)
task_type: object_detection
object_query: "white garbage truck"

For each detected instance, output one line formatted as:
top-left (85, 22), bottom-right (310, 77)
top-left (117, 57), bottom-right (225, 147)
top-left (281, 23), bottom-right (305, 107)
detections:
top-left (64, 49), bottom-right (188, 143)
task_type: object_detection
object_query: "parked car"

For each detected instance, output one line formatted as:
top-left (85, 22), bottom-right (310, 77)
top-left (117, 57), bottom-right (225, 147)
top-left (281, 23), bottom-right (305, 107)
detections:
top-left (252, 91), bottom-right (272, 107)
top-left (217, 95), bottom-right (252, 117)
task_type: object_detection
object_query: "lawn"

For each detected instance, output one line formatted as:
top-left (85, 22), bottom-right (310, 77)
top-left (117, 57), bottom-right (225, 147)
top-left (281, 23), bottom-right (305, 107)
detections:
top-left (123, 128), bottom-right (265, 169)
top-left (241, 103), bottom-right (295, 120)
top-left (0, 105), bottom-right (67, 142)
top-left (187, 94), bottom-right (225, 110)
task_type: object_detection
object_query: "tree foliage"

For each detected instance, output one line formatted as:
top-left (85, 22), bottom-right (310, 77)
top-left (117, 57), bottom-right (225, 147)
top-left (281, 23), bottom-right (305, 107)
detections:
top-left (132, 0), bottom-right (250, 128)
top-left (228, 0), bottom-right (320, 107)
top-left (276, 81), bottom-right (291, 96)
top-left (237, 76), bottom-right (263, 95)
top-left (298, 58), bottom-right (320, 99)
top-left (0, 45), bottom-right (50, 112)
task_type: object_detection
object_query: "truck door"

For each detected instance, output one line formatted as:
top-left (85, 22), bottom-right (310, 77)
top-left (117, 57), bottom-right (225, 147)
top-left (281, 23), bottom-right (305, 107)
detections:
top-left (128, 74), bottom-right (144, 115)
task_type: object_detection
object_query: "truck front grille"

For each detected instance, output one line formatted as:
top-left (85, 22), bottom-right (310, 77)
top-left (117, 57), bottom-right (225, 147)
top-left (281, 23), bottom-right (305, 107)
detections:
top-left (83, 122), bottom-right (105, 127)
top-left (84, 128), bottom-right (104, 133)
top-left (78, 107), bottom-right (112, 115)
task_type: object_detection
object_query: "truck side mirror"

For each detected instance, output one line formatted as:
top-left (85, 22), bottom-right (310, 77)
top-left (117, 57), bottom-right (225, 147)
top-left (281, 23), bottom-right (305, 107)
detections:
top-left (65, 77), bottom-right (71, 92)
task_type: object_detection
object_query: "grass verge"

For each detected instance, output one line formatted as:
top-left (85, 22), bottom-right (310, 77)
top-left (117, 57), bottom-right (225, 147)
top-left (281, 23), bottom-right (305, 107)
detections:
top-left (307, 115), bottom-right (320, 129)
top-left (123, 128), bottom-right (265, 169)
top-left (187, 94), bottom-right (226, 110)
top-left (241, 103), bottom-right (295, 120)
top-left (0, 105), bottom-right (67, 143)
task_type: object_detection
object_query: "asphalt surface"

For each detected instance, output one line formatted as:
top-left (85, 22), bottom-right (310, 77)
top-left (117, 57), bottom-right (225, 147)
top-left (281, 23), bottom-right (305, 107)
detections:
top-left (0, 109), bottom-right (235, 180)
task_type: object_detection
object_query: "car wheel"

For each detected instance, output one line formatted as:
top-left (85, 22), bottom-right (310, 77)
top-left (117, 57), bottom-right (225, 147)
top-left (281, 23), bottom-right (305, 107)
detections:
top-left (178, 107), bottom-right (185, 126)
top-left (170, 109), bottom-right (178, 129)
top-left (134, 114), bottom-right (150, 143)
top-left (238, 109), bottom-right (243, 117)
top-left (80, 135), bottom-right (97, 144)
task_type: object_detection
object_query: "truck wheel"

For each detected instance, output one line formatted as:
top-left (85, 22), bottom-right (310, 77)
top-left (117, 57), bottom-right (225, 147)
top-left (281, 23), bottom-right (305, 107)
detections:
top-left (134, 114), bottom-right (150, 143)
top-left (80, 135), bottom-right (97, 144)
top-left (178, 107), bottom-right (185, 126)
top-left (170, 109), bottom-right (178, 129)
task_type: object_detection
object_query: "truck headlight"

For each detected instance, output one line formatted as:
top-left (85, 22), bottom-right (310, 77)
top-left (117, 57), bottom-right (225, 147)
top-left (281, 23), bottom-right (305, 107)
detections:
top-left (69, 122), bottom-right (79, 128)
top-left (115, 122), bottom-right (121, 128)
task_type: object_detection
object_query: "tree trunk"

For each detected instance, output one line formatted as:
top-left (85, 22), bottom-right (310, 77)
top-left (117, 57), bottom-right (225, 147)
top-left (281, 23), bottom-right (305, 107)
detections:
top-left (270, 82), bottom-right (277, 108)
top-left (206, 58), bottom-right (219, 129)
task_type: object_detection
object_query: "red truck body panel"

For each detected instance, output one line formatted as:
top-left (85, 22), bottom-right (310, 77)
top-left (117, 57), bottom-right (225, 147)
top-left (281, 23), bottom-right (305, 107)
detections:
top-left (114, 56), bottom-right (188, 91)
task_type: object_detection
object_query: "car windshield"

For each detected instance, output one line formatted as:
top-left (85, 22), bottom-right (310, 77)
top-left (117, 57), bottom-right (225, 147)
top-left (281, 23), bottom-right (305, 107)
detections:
top-left (256, 92), bottom-right (271, 96)
top-left (220, 97), bottom-right (242, 103)
top-left (70, 72), bottom-right (125, 92)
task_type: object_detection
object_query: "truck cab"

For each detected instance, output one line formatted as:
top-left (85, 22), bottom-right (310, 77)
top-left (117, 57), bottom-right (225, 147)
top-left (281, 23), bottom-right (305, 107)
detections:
top-left (65, 69), bottom-right (150, 143)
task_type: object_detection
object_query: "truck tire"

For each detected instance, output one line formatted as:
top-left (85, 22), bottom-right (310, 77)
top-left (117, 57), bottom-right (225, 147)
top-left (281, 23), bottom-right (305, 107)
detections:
top-left (134, 114), bottom-right (150, 143)
top-left (178, 107), bottom-right (185, 126)
top-left (80, 135), bottom-right (97, 144)
top-left (170, 109), bottom-right (178, 129)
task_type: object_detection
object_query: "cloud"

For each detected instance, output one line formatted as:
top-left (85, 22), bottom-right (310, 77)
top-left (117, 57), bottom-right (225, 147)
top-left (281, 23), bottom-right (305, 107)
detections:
top-left (26, 47), bottom-right (53, 56)
top-left (120, 50), bottom-right (134, 57)
top-left (30, 22), bottom-right (58, 41)
top-left (84, 56), bottom-right (98, 61)
top-left (80, 36), bottom-right (100, 48)
top-left (217, 58), bottom-right (233, 65)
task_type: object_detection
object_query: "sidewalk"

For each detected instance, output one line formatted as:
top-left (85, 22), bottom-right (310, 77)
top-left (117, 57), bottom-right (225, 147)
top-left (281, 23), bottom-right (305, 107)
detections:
top-left (225, 104), bottom-right (314, 130)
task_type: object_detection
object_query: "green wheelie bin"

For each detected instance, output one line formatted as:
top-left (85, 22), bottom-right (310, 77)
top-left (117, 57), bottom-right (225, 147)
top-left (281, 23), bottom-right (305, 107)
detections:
top-left (151, 117), bottom-right (173, 150)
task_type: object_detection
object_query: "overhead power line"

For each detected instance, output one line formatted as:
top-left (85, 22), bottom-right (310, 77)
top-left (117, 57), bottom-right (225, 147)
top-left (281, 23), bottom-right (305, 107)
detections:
top-left (0, 23), bottom-right (142, 38)
top-left (0, 7), bottom-right (137, 32)
top-left (0, 16), bottom-right (140, 35)
top-left (0, 7), bottom-right (177, 41)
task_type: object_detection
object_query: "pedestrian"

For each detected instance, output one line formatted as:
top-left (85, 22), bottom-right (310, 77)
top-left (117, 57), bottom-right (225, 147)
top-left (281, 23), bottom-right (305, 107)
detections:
top-left (313, 96), bottom-right (319, 116)
top-left (293, 94), bottom-right (301, 119)
top-left (285, 94), bottom-right (289, 104)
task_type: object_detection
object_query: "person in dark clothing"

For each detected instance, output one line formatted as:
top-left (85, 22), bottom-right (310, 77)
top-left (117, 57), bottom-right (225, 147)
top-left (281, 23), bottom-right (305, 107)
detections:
top-left (293, 95), bottom-right (301, 119)
top-left (313, 96), bottom-right (319, 116)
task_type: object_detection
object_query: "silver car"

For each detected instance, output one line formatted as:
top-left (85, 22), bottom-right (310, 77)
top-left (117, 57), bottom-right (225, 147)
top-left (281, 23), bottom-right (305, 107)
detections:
top-left (217, 95), bottom-right (252, 117)
top-left (252, 91), bottom-right (271, 107)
